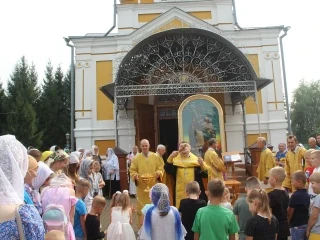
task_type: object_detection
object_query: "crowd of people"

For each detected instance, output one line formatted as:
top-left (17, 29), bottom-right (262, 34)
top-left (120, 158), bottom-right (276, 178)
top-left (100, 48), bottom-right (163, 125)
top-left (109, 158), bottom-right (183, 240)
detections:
top-left (1, 133), bottom-right (320, 240)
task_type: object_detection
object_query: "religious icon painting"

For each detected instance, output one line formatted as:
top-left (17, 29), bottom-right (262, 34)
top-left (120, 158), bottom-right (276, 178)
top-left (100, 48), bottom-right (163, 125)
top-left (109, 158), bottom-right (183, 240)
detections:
top-left (178, 94), bottom-right (226, 156)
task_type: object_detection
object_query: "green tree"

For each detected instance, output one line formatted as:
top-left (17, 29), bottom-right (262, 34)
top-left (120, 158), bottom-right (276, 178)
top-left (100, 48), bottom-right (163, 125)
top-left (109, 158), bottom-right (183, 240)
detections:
top-left (5, 56), bottom-right (42, 147)
top-left (0, 82), bottom-right (7, 135)
top-left (37, 63), bottom-right (71, 150)
top-left (291, 79), bottom-right (320, 143)
top-left (36, 61), bottom-right (57, 150)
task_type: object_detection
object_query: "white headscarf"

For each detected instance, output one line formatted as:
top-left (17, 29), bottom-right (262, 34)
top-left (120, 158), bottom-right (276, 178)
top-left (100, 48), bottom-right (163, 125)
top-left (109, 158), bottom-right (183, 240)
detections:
top-left (106, 148), bottom-right (115, 161)
top-left (84, 150), bottom-right (92, 158)
top-left (79, 159), bottom-right (94, 179)
top-left (50, 173), bottom-right (73, 188)
top-left (0, 135), bottom-right (28, 204)
top-left (69, 153), bottom-right (80, 164)
top-left (91, 145), bottom-right (99, 156)
top-left (50, 145), bottom-right (57, 152)
top-left (32, 161), bottom-right (53, 191)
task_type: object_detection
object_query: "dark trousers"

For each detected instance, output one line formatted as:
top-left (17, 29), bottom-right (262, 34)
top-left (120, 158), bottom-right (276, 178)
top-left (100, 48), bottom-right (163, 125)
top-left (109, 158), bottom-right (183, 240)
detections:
top-left (103, 176), bottom-right (121, 198)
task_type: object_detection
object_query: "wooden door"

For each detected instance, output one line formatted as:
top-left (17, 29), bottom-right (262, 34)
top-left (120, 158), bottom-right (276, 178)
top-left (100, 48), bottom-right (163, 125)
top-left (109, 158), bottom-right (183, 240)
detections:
top-left (136, 104), bottom-right (155, 151)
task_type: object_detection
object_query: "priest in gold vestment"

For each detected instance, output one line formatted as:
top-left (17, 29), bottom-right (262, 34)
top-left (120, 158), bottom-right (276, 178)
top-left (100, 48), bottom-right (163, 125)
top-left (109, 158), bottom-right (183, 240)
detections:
top-left (283, 135), bottom-right (306, 191)
top-left (166, 142), bottom-right (209, 208)
top-left (204, 138), bottom-right (226, 181)
top-left (129, 139), bottom-right (164, 214)
top-left (256, 137), bottom-right (275, 183)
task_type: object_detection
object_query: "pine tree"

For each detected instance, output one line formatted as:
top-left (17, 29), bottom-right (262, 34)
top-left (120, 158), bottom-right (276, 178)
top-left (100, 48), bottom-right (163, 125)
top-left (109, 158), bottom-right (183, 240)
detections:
top-left (54, 65), bottom-right (70, 148)
top-left (36, 61), bottom-right (59, 150)
top-left (0, 82), bottom-right (7, 135)
top-left (5, 56), bottom-right (42, 147)
top-left (36, 63), bottom-right (71, 150)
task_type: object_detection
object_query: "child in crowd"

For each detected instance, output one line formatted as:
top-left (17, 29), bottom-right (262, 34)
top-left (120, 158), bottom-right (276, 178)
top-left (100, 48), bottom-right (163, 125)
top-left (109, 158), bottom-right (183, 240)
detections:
top-left (179, 181), bottom-right (206, 240)
top-left (192, 179), bottom-right (239, 240)
top-left (233, 176), bottom-right (260, 240)
top-left (85, 196), bottom-right (107, 240)
top-left (78, 159), bottom-right (96, 212)
top-left (110, 191), bottom-right (122, 208)
top-left (74, 179), bottom-right (90, 240)
top-left (305, 149), bottom-right (315, 182)
top-left (311, 150), bottom-right (320, 172)
top-left (267, 167), bottom-right (290, 240)
top-left (307, 172), bottom-right (320, 239)
top-left (287, 170), bottom-right (310, 240)
top-left (107, 191), bottom-right (136, 240)
top-left (245, 189), bottom-right (279, 239)
top-left (139, 183), bottom-right (186, 240)
top-left (221, 187), bottom-right (232, 210)
top-left (305, 150), bottom-right (316, 201)
top-left (92, 161), bottom-right (105, 196)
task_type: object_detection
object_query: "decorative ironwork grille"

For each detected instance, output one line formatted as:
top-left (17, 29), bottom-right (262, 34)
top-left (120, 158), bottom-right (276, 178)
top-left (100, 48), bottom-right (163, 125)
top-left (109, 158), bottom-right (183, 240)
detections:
top-left (116, 30), bottom-right (257, 87)
top-left (113, 29), bottom-right (264, 108)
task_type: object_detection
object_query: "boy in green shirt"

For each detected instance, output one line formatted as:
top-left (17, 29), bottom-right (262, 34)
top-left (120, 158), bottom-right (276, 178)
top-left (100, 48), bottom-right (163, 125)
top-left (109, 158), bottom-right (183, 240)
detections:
top-left (192, 179), bottom-right (239, 240)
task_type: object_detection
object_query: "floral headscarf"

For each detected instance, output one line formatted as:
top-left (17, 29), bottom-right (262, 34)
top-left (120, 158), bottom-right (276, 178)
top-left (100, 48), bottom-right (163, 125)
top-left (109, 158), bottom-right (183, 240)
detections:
top-left (143, 183), bottom-right (184, 240)
top-left (46, 150), bottom-right (69, 167)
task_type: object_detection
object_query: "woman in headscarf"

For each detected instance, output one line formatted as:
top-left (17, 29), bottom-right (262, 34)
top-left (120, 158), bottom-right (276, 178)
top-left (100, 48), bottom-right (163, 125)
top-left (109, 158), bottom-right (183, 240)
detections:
top-left (33, 161), bottom-right (53, 192)
top-left (46, 149), bottom-right (69, 176)
top-left (0, 135), bottom-right (45, 239)
top-left (139, 183), bottom-right (186, 240)
top-left (26, 160), bottom-right (53, 215)
top-left (83, 149), bottom-right (92, 159)
top-left (24, 155), bottom-right (43, 214)
top-left (103, 148), bottom-right (121, 198)
top-left (50, 145), bottom-right (61, 152)
top-left (79, 159), bottom-right (97, 212)
top-left (64, 153), bottom-right (80, 188)
top-left (41, 174), bottom-right (77, 240)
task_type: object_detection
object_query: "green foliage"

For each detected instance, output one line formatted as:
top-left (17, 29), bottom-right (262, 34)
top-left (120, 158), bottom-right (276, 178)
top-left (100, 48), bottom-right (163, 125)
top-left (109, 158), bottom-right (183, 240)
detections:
top-left (36, 63), bottom-right (71, 150)
top-left (5, 56), bottom-right (42, 147)
top-left (291, 79), bottom-right (320, 143)
top-left (0, 82), bottom-right (7, 135)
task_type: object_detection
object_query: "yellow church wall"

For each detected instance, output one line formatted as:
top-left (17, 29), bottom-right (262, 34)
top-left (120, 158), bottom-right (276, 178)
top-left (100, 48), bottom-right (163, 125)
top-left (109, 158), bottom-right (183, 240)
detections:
top-left (247, 133), bottom-right (268, 147)
top-left (245, 54), bottom-right (263, 114)
top-left (140, 0), bottom-right (154, 3)
top-left (138, 13), bottom-right (161, 23)
top-left (138, 11), bottom-right (212, 23)
top-left (120, 0), bottom-right (138, 4)
top-left (94, 140), bottom-right (116, 155)
top-left (153, 19), bottom-right (189, 33)
top-left (96, 61), bottom-right (114, 121)
top-left (189, 11), bottom-right (212, 20)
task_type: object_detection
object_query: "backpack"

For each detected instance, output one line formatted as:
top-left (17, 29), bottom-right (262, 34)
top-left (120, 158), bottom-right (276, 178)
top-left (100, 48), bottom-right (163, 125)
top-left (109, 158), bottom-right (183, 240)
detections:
top-left (42, 203), bottom-right (68, 236)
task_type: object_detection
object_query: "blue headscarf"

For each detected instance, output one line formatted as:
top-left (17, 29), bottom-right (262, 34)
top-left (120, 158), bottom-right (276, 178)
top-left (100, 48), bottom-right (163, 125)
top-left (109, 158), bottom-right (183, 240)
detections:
top-left (144, 183), bottom-right (184, 240)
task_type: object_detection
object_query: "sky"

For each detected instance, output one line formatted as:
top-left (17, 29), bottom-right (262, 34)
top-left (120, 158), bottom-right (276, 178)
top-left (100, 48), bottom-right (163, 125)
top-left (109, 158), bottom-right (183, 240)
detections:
top-left (0, 0), bottom-right (319, 101)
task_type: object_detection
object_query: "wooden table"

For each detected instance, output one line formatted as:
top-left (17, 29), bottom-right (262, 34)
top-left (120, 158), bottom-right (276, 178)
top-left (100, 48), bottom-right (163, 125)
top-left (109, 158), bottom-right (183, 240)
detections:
top-left (225, 159), bottom-right (242, 179)
top-left (225, 179), bottom-right (241, 205)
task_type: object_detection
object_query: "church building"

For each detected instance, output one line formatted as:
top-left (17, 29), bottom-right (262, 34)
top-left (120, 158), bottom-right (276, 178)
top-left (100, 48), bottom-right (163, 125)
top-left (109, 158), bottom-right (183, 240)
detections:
top-left (70, 0), bottom-right (287, 159)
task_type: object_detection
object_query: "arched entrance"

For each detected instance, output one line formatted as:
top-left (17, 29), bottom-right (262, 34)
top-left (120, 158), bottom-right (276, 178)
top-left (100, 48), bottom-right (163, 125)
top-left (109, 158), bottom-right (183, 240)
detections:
top-left (101, 28), bottom-right (272, 151)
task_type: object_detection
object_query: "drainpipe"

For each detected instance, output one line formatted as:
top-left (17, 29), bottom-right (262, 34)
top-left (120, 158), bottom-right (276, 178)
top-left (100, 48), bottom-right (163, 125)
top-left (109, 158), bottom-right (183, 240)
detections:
top-left (279, 26), bottom-right (291, 134)
top-left (231, 0), bottom-right (243, 30)
top-left (104, 0), bottom-right (117, 37)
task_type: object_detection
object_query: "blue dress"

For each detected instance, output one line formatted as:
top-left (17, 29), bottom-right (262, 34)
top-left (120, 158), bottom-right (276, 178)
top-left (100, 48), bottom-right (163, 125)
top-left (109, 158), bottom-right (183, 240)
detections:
top-left (0, 204), bottom-right (45, 240)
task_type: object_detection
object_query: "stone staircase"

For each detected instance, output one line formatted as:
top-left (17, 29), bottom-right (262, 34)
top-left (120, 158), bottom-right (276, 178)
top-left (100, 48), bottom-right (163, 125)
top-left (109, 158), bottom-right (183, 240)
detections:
top-left (225, 163), bottom-right (247, 193)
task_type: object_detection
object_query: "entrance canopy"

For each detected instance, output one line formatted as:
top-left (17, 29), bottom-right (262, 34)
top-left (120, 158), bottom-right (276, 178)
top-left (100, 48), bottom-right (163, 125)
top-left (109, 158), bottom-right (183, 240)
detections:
top-left (101, 28), bottom-right (272, 109)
